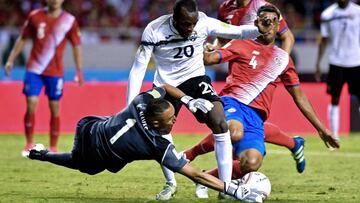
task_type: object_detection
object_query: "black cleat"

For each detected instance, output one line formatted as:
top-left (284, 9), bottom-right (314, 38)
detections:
top-left (28, 144), bottom-right (48, 160)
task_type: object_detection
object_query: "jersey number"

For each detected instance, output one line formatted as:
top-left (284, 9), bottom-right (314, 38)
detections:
top-left (173, 45), bottom-right (194, 58)
top-left (109, 119), bottom-right (136, 144)
top-left (37, 23), bottom-right (46, 39)
top-left (199, 82), bottom-right (216, 95)
top-left (249, 50), bottom-right (260, 69)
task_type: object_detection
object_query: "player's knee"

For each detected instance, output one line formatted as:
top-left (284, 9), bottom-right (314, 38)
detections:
top-left (228, 120), bottom-right (244, 143)
top-left (238, 150), bottom-right (263, 173)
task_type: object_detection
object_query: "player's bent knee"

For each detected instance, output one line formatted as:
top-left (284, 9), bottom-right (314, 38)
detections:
top-left (228, 120), bottom-right (244, 143)
top-left (238, 149), bottom-right (263, 173)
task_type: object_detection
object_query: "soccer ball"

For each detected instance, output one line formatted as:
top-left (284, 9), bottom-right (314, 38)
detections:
top-left (236, 171), bottom-right (271, 200)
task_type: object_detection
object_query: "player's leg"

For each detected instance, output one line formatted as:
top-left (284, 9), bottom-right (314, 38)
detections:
top-left (44, 76), bottom-right (64, 152)
top-left (346, 66), bottom-right (360, 117)
top-left (22, 72), bottom-right (43, 156)
top-left (184, 133), bottom-right (215, 161)
top-left (326, 65), bottom-right (344, 141)
top-left (264, 122), bottom-right (305, 173)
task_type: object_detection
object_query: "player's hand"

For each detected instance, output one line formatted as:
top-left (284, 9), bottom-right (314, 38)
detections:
top-left (74, 70), bottom-right (84, 87)
top-left (314, 64), bottom-right (321, 82)
top-left (318, 128), bottom-right (340, 149)
top-left (181, 95), bottom-right (214, 113)
top-left (4, 61), bottom-right (13, 76)
top-left (204, 43), bottom-right (216, 52)
top-left (255, 16), bottom-right (275, 35)
top-left (224, 182), bottom-right (263, 202)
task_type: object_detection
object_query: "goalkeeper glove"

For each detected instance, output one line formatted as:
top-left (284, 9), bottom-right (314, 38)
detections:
top-left (224, 181), bottom-right (263, 203)
top-left (180, 95), bottom-right (214, 113)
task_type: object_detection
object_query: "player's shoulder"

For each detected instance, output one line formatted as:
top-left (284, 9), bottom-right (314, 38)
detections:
top-left (321, 3), bottom-right (338, 19)
top-left (219, 0), bottom-right (234, 10)
top-left (145, 14), bottom-right (172, 32)
top-left (28, 8), bottom-right (45, 18)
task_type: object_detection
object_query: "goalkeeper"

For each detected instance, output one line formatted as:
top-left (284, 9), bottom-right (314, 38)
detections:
top-left (27, 84), bottom-right (262, 202)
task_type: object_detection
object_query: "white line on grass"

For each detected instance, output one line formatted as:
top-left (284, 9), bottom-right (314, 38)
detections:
top-left (268, 149), bottom-right (360, 158)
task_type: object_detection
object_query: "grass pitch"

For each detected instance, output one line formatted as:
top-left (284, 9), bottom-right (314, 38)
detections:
top-left (0, 133), bottom-right (359, 203)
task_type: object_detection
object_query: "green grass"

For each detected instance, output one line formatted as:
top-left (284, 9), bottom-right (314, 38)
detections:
top-left (0, 133), bottom-right (359, 202)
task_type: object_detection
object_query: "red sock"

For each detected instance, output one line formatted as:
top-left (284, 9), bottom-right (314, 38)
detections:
top-left (184, 133), bottom-right (214, 161)
top-left (24, 113), bottom-right (35, 147)
top-left (264, 122), bottom-right (295, 150)
top-left (50, 116), bottom-right (60, 151)
top-left (207, 160), bottom-right (244, 179)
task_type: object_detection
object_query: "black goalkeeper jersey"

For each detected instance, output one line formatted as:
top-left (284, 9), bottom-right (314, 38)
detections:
top-left (81, 87), bottom-right (187, 173)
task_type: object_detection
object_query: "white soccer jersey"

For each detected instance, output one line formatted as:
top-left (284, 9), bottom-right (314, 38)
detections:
top-left (320, 2), bottom-right (360, 67)
top-left (127, 12), bottom-right (261, 104)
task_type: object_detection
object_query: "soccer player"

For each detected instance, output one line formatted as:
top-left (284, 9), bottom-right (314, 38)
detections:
top-left (206, 0), bottom-right (306, 174)
top-left (4, 0), bottom-right (84, 156)
top-left (315, 0), bottom-right (360, 141)
top-left (126, 0), bottom-right (272, 199)
top-left (27, 85), bottom-right (263, 203)
top-left (192, 5), bottom-right (340, 198)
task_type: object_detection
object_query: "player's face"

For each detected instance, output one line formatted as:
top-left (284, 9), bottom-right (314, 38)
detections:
top-left (156, 104), bottom-right (176, 135)
top-left (256, 11), bottom-right (279, 45)
top-left (46, 0), bottom-right (64, 10)
top-left (173, 7), bottom-right (198, 38)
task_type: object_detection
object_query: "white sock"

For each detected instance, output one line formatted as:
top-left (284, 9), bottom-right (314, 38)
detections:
top-left (328, 104), bottom-right (340, 139)
top-left (161, 133), bottom-right (177, 186)
top-left (213, 130), bottom-right (232, 182)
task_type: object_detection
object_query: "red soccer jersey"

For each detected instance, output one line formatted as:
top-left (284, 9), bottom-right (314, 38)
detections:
top-left (218, 0), bottom-right (288, 34)
top-left (217, 39), bottom-right (299, 119)
top-left (21, 8), bottom-right (81, 77)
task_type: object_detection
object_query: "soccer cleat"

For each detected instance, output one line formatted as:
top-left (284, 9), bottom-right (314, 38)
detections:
top-left (155, 182), bottom-right (176, 200)
top-left (195, 183), bottom-right (209, 198)
top-left (291, 136), bottom-right (306, 173)
top-left (28, 144), bottom-right (48, 160)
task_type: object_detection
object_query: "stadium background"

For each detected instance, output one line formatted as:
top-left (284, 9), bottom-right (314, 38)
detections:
top-left (0, 0), bottom-right (359, 134)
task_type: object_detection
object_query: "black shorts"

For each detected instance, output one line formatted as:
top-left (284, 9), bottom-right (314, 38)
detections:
top-left (327, 64), bottom-right (360, 98)
top-left (72, 116), bottom-right (125, 175)
top-left (163, 76), bottom-right (222, 123)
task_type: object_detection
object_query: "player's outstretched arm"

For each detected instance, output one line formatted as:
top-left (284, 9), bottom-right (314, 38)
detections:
top-left (178, 163), bottom-right (262, 202)
top-left (286, 85), bottom-right (340, 149)
top-left (4, 37), bottom-right (27, 76)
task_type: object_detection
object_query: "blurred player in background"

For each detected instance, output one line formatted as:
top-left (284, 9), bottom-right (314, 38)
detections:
top-left (27, 85), bottom-right (263, 203)
top-left (4, 0), bottom-right (84, 156)
top-left (126, 0), bottom-right (272, 200)
top-left (203, 0), bottom-right (305, 174)
top-left (315, 0), bottom-right (360, 141)
top-left (191, 5), bottom-right (339, 198)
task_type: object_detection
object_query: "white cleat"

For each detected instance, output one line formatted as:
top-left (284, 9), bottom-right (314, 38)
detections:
top-left (195, 183), bottom-right (209, 198)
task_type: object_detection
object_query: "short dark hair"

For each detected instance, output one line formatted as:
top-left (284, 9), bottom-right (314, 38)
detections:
top-left (145, 98), bottom-right (171, 119)
top-left (173, 0), bottom-right (198, 19)
top-left (257, 5), bottom-right (281, 19)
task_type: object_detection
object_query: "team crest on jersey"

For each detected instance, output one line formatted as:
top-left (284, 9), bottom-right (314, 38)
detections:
top-left (227, 108), bottom-right (237, 113)
top-left (187, 31), bottom-right (198, 41)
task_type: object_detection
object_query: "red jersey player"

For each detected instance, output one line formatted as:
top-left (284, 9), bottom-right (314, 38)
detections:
top-left (185, 6), bottom-right (339, 198)
top-left (201, 0), bottom-right (306, 175)
top-left (5, 0), bottom-right (83, 156)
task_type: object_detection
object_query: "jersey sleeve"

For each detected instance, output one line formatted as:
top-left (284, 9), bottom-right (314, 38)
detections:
top-left (160, 143), bottom-right (188, 172)
top-left (20, 13), bottom-right (34, 39)
top-left (127, 25), bottom-right (155, 104)
top-left (204, 14), bottom-right (260, 40)
top-left (217, 40), bottom-right (241, 63)
top-left (320, 12), bottom-right (330, 37)
top-left (67, 19), bottom-right (81, 46)
top-left (280, 57), bottom-right (300, 86)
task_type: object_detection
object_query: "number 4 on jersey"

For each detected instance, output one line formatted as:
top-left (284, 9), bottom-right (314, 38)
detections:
top-left (249, 50), bottom-right (260, 69)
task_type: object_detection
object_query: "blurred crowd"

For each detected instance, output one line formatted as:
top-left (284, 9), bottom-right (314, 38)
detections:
top-left (0, 0), bottom-right (360, 43)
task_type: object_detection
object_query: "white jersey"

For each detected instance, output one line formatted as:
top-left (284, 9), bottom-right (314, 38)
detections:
top-left (320, 2), bottom-right (360, 67)
top-left (127, 12), bottom-right (260, 104)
